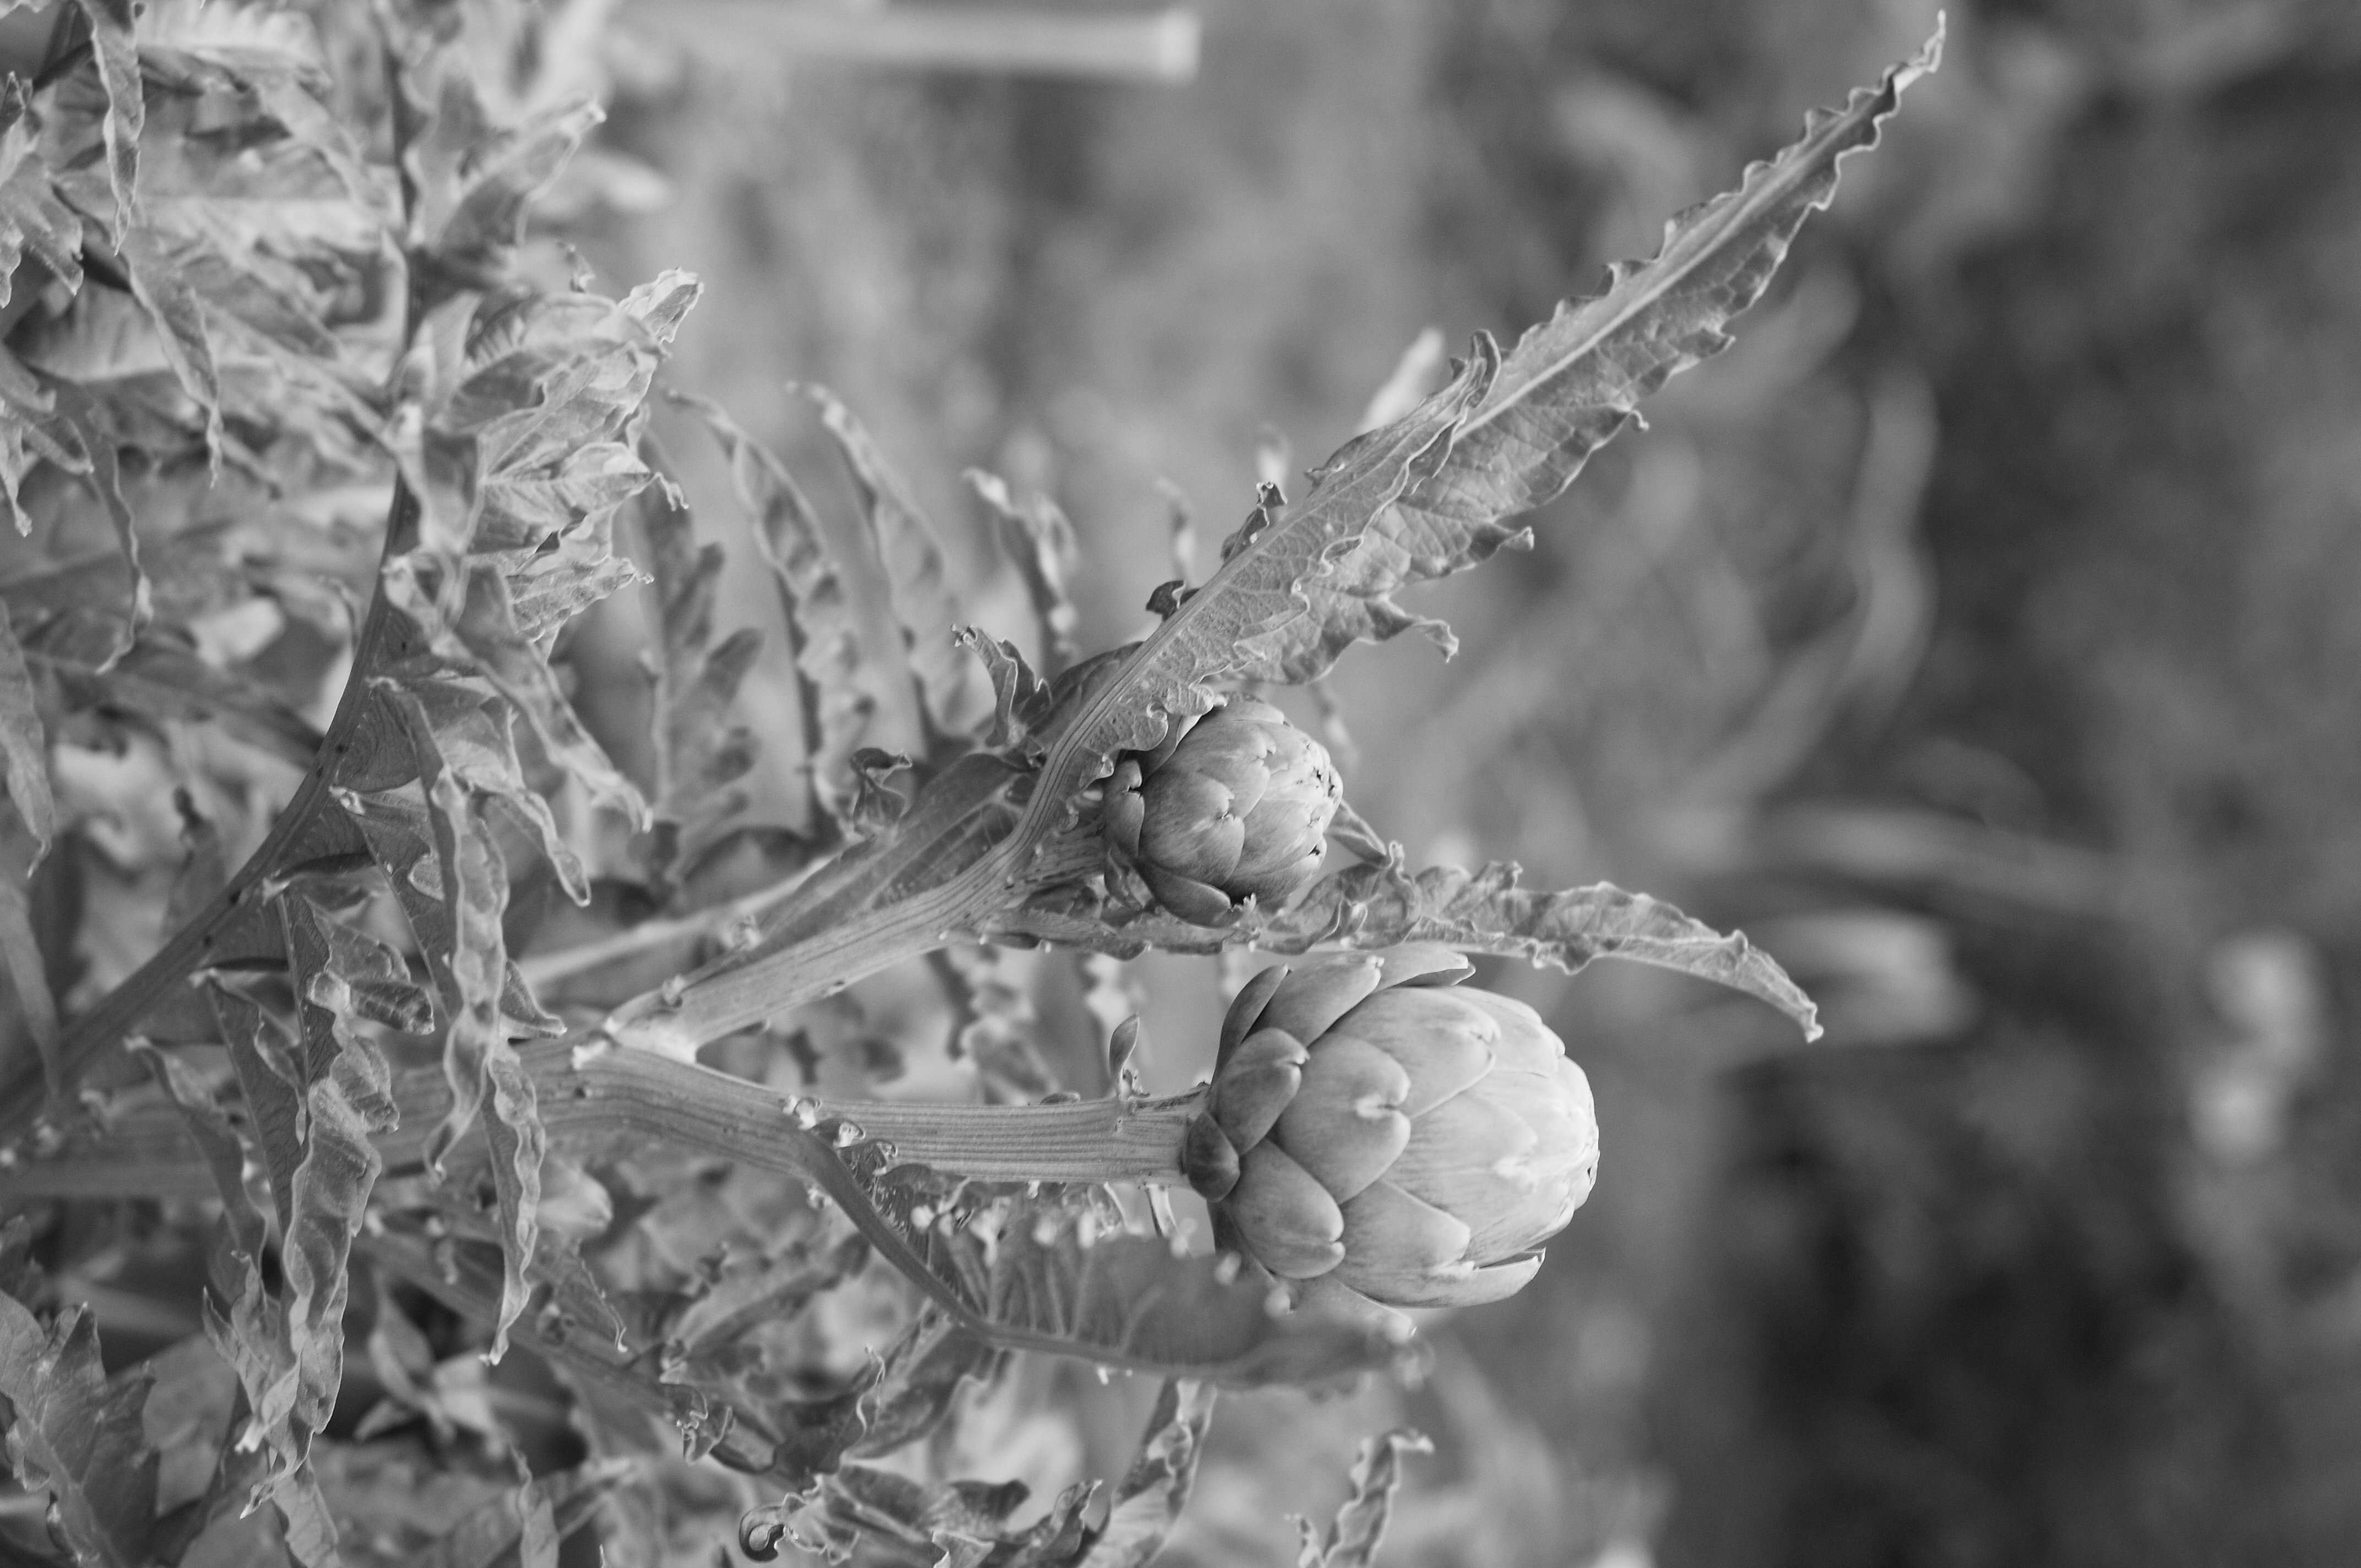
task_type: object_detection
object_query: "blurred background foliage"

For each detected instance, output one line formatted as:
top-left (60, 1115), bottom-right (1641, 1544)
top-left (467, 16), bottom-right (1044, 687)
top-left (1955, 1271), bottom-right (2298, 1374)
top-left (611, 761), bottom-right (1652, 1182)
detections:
top-left (275, 0), bottom-right (2361, 1559)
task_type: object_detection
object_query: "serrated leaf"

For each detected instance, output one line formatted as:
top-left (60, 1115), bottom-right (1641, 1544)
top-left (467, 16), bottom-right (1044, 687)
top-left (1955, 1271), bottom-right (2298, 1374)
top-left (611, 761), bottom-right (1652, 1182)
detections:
top-left (1016, 34), bottom-right (1936, 862)
top-left (0, 343), bottom-right (93, 537)
top-left (386, 707), bottom-right (543, 1358)
top-left (956, 627), bottom-right (1054, 757)
top-left (336, 783), bottom-right (561, 1041)
top-left (1297, 1429), bottom-right (1429, 1568)
top-left (828, 1154), bottom-right (1403, 1388)
top-left (804, 384), bottom-right (984, 744)
top-left (675, 390), bottom-right (873, 835)
top-left (289, 894), bottom-right (434, 1037)
top-left (211, 984), bottom-right (306, 1245)
top-left (0, 75), bottom-right (84, 308)
top-left (996, 859), bottom-right (1820, 1039)
top-left (0, 1292), bottom-right (161, 1567)
top-left (382, 553), bottom-right (648, 830)
top-left (278, 1056), bottom-right (384, 1473)
top-left (137, 1044), bottom-right (341, 1563)
top-left (1076, 1379), bottom-right (1217, 1568)
top-left (1270, 32), bottom-right (1940, 681)
top-left (1027, 357), bottom-right (1489, 843)
top-left (367, 676), bottom-right (589, 905)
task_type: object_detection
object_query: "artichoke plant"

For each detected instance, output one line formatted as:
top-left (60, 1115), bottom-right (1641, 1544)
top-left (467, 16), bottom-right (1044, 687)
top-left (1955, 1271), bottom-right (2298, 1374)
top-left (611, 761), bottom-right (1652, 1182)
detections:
top-left (1180, 946), bottom-right (1599, 1324)
top-left (1102, 696), bottom-right (1342, 924)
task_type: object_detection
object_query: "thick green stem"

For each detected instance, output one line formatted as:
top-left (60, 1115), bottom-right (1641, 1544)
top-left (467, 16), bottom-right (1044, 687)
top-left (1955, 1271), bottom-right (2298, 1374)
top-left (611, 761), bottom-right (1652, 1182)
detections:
top-left (0, 1039), bottom-right (1205, 1199)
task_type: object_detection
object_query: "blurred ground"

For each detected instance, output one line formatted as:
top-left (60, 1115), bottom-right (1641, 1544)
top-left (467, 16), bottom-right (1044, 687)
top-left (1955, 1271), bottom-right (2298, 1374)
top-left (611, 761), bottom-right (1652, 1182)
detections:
top-left (573, 0), bottom-right (2361, 1561)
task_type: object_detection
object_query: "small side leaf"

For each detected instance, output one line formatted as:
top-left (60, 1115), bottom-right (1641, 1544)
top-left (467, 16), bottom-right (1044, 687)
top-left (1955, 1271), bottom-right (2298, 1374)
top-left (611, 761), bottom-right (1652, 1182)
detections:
top-left (967, 469), bottom-right (1080, 672)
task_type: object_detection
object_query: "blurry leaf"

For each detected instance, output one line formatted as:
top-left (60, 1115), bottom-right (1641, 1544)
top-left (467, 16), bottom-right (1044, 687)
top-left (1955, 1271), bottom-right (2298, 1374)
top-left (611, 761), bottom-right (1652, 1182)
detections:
top-left (997, 860), bottom-right (1821, 1040)
top-left (118, 223), bottom-right (225, 462)
top-left (935, 942), bottom-right (1060, 1101)
top-left (1354, 326), bottom-right (1448, 434)
top-left (42, 375), bottom-right (148, 642)
top-left (0, 1292), bottom-right (160, 1567)
top-left (419, 1461), bottom-right (622, 1568)
top-left (77, 0), bottom-right (141, 246)
top-left (0, 342), bottom-right (91, 538)
top-left (0, 801), bottom-right (60, 1095)
top-left (805, 383), bottom-right (983, 743)
top-left (967, 469), bottom-right (1080, 671)
top-left (0, 598), bottom-right (52, 856)
top-left (50, 635), bottom-right (321, 766)
top-left (676, 390), bottom-right (872, 834)
top-left (1296, 1429), bottom-right (1430, 1568)
top-left (1078, 1379), bottom-right (1217, 1568)
top-left (164, 786), bottom-right (225, 927)
top-left (638, 476), bottom-right (759, 885)
top-left (787, 1463), bottom-right (1051, 1564)
top-left (1, 77), bottom-right (83, 309)
top-left (411, 77), bottom-right (600, 276)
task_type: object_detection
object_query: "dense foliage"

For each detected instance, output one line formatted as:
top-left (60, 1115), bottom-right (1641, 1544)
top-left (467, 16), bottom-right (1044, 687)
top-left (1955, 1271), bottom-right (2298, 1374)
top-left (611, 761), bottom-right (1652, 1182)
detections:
top-left (0, 1), bottom-right (1932, 1561)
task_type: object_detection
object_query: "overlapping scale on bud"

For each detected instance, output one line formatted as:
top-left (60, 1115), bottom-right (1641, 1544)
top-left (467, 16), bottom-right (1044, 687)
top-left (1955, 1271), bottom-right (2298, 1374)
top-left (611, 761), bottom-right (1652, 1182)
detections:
top-left (1179, 945), bottom-right (1598, 1324)
top-left (1102, 697), bottom-right (1341, 925)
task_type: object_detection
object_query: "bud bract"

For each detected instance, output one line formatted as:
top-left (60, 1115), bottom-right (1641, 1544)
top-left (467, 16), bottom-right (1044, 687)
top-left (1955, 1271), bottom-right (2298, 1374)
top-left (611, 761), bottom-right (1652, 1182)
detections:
top-left (1179, 946), bottom-right (1598, 1322)
top-left (1102, 697), bottom-right (1341, 925)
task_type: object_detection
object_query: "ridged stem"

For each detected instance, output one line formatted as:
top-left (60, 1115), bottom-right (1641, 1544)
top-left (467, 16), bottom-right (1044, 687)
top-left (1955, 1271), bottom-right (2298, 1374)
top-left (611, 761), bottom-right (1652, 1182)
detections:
top-left (0, 1039), bottom-right (1207, 1199)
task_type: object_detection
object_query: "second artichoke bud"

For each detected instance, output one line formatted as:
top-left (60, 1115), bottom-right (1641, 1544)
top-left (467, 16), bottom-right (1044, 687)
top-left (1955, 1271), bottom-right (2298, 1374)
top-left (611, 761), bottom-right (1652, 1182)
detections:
top-left (1103, 696), bottom-right (1341, 925)
top-left (1180, 945), bottom-right (1599, 1326)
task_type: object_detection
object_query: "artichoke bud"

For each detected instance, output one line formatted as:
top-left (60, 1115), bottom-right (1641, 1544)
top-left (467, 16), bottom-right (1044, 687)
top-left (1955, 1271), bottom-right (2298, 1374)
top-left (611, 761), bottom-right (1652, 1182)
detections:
top-left (1196, 946), bottom-right (1599, 1319)
top-left (1102, 697), bottom-right (1342, 926)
